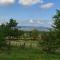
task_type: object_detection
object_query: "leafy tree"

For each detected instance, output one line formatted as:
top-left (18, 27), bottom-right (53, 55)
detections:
top-left (39, 30), bottom-right (57, 53)
top-left (53, 10), bottom-right (60, 39)
top-left (53, 9), bottom-right (60, 50)
top-left (0, 19), bottom-right (23, 51)
top-left (6, 18), bottom-right (17, 28)
top-left (39, 10), bottom-right (60, 53)
top-left (53, 10), bottom-right (60, 29)
top-left (0, 24), bottom-right (7, 50)
top-left (6, 18), bottom-right (24, 38)
top-left (5, 19), bottom-right (24, 51)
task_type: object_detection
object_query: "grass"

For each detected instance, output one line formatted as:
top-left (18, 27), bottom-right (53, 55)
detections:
top-left (0, 47), bottom-right (60, 60)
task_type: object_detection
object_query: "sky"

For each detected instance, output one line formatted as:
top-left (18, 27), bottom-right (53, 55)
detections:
top-left (0, 0), bottom-right (60, 27)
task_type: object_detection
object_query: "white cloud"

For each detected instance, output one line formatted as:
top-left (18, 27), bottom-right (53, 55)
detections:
top-left (28, 19), bottom-right (52, 27)
top-left (29, 19), bottom-right (34, 23)
top-left (19, 0), bottom-right (43, 6)
top-left (37, 20), bottom-right (44, 24)
top-left (0, 0), bottom-right (15, 5)
top-left (29, 19), bottom-right (49, 24)
top-left (41, 3), bottom-right (54, 9)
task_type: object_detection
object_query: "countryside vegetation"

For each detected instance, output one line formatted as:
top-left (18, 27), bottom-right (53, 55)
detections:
top-left (0, 10), bottom-right (60, 60)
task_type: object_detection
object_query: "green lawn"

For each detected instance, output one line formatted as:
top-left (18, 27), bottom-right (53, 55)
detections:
top-left (0, 48), bottom-right (60, 60)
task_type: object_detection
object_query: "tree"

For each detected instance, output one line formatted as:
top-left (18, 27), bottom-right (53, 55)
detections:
top-left (39, 10), bottom-right (60, 53)
top-left (0, 24), bottom-right (7, 50)
top-left (6, 18), bottom-right (17, 28)
top-left (53, 9), bottom-right (60, 50)
top-left (6, 18), bottom-right (24, 38)
top-left (39, 30), bottom-right (57, 53)
top-left (53, 10), bottom-right (60, 39)
top-left (53, 10), bottom-right (60, 30)
top-left (5, 19), bottom-right (24, 51)
top-left (0, 19), bottom-right (23, 52)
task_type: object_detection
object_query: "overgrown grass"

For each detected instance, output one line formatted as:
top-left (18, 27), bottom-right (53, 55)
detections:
top-left (0, 47), bottom-right (60, 60)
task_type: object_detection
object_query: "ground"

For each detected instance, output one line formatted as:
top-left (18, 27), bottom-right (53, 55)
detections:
top-left (0, 48), bottom-right (60, 60)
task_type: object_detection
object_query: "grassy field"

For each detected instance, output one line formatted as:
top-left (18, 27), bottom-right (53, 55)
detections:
top-left (0, 48), bottom-right (60, 60)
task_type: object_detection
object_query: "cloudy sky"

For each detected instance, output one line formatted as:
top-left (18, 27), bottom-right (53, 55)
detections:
top-left (0, 0), bottom-right (60, 27)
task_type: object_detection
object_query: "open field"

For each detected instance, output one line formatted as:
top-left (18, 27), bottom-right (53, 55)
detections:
top-left (0, 48), bottom-right (60, 60)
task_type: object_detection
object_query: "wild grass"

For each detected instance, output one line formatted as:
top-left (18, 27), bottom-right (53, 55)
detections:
top-left (0, 48), bottom-right (60, 60)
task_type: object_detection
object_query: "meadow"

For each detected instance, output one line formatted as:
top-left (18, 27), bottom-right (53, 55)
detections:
top-left (0, 48), bottom-right (60, 60)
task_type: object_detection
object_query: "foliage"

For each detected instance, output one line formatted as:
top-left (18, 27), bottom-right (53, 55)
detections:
top-left (0, 24), bottom-right (7, 49)
top-left (39, 10), bottom-right (60, 53)
top-left (39, 30), bottom-right (57, 53)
